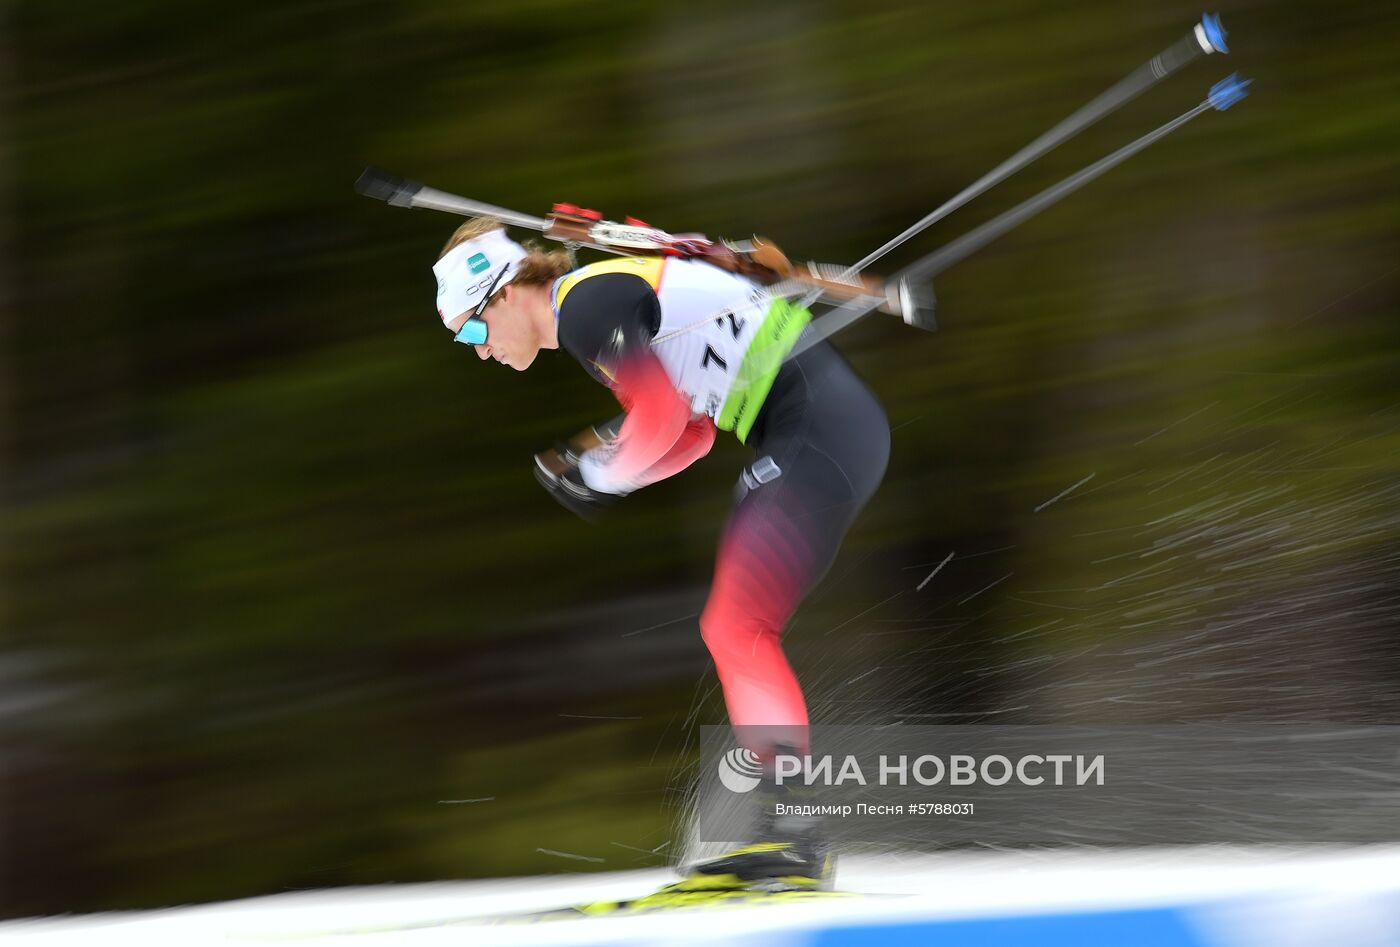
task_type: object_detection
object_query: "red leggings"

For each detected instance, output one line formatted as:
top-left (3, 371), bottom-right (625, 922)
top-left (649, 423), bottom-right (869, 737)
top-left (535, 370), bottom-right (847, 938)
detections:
top-left (698, 339), bottom-right (889, 760)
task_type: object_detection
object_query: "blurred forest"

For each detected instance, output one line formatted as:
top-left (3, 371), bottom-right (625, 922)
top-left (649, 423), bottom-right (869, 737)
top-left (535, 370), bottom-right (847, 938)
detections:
top-left (2, 0), bottom-right (1399, 918)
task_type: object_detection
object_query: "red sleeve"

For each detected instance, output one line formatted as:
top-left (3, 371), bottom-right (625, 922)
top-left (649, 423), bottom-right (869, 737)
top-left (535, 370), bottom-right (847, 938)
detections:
top-left (557, 272), bottom-right (708, 493)
top-left (632, 413), bottom-right (716, 485)
top-left (583, 350), bottom-right (692, 490)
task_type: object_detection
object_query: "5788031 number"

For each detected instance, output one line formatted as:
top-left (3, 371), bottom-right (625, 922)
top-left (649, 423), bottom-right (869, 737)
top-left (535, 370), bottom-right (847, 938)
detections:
top-left (908, 803), bottom-right (975, 816)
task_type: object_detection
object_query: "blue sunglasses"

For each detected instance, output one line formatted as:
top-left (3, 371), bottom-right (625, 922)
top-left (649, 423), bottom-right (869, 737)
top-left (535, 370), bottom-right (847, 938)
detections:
top-left (452, 263), bottom-right (512, 347)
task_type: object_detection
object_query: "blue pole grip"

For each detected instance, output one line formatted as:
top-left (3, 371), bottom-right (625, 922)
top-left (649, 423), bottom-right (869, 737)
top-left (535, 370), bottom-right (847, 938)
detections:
top-left (1200, 13), bottom-right (1229, 54)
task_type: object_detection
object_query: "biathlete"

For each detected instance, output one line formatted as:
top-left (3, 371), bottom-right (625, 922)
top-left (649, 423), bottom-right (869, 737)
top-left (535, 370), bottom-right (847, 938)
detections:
top-left (432, 218), bottom-right (890, 889)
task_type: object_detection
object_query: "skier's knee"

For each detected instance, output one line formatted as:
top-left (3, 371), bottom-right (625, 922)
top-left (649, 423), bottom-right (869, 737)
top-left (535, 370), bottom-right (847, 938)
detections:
top-left (698, 601), bottom-right (736, 653)
top-left (700, 602), bottom-right (770, 657)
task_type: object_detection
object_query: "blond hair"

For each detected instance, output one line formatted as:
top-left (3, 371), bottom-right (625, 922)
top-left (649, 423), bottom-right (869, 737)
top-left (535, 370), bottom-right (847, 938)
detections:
top-left (438, 217), bottom-right (575, 288)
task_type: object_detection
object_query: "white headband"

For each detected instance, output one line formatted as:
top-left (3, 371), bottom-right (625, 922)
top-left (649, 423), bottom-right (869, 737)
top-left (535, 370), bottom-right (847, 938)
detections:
top-left (432, 229), bottom-right (529, 328)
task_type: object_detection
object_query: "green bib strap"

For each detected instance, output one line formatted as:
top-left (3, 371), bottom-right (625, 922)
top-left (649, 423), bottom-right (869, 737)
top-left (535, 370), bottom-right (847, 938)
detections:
top-left (715, 299), bottom-right (811, 444)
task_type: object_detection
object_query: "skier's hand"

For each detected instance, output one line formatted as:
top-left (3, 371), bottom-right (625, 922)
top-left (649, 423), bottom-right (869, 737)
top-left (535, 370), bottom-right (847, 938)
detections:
top-left (533, 447), bottom-right (617, 522)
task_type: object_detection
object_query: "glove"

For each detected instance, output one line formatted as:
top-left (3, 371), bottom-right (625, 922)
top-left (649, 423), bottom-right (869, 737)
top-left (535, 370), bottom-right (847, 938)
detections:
top-left (533, 447), bottom-right (617, 522)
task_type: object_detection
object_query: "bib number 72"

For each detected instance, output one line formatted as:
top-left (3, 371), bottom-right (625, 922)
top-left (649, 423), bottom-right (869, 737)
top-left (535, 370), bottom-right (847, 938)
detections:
top-left (700, 309), bottom-right (746, 372)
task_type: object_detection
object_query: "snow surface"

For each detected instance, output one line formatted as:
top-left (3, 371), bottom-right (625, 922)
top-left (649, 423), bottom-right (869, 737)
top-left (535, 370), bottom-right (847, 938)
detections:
top-left (4, 846), bottom-right (1400, 946)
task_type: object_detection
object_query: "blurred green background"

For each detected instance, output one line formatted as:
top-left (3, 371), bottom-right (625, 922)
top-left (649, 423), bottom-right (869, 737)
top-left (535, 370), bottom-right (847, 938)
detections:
top-left (2, 0), bottom-right (1398, 917)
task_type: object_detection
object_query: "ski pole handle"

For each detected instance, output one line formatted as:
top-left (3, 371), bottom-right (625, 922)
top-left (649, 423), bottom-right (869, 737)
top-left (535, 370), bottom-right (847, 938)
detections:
top-left (533, 416), bottom-right (626, 477)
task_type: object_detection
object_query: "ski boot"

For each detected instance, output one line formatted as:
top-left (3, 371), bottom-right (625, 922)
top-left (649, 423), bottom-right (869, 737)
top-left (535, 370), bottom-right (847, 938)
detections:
top-left (674, 837), bottom-right (835, 893)
top-left (671, 765), bottom-right (836, 893)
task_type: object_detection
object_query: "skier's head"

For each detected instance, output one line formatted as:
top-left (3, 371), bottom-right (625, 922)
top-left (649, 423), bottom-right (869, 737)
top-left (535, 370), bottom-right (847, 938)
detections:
top-left (434, 219), bottom-right (574, 370)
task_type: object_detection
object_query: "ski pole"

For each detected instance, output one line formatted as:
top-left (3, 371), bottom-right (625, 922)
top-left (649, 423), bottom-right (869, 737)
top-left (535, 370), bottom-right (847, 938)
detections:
top-left (548, 66), bottom-right (1249, 474)
top-left (785, 72), bottom-right (1253, 360)
top-left (798, 13), bottom-right (1230, 313)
